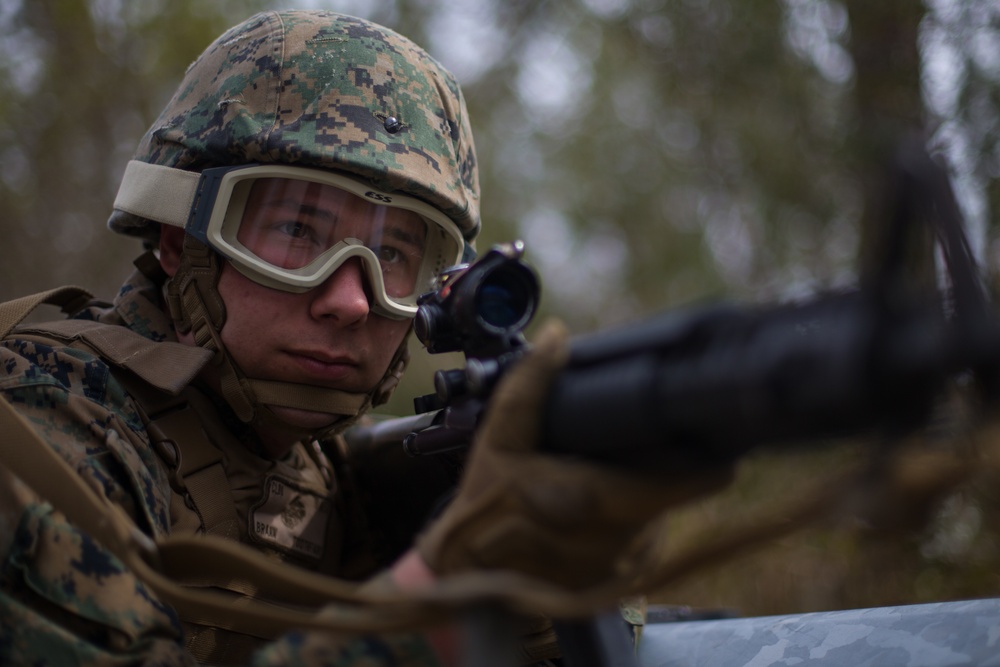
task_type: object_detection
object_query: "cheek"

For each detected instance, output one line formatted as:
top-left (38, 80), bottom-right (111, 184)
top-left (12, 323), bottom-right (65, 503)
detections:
top-left (215, 266), bottom-right (286, 358)
top-left (357, 316), bottom-right (410, 374)
top-left (378, 319), bottom-right (413, 353)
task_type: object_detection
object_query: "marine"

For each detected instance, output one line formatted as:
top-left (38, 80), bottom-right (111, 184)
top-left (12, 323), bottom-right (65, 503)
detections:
top-left (0, 9), bottom-right (717, 666)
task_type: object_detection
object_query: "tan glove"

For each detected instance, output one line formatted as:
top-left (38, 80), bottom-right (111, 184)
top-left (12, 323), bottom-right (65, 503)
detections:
top-left (416, 319), bottom-right (733, 591)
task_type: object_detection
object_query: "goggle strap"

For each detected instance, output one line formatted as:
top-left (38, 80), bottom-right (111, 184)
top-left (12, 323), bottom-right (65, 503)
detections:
top-left (248, 379), bottom-right (369, 415)
top-left (115, 161), bottom-right (200, 229)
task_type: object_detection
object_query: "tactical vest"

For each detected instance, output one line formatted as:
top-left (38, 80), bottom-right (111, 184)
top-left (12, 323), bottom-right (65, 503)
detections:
top-left (3, 294), bottom-right (355, 664)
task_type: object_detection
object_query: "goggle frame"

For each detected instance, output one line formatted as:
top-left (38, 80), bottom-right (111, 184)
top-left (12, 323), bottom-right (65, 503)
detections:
top-left (184, 164), bottom-right (466, 320)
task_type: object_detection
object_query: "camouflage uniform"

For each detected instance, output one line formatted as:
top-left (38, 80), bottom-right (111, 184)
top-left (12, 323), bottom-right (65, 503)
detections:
top-left (1, 9), bottom-right (477, 665)
top-left (0, 268), bottom-right (440, 666)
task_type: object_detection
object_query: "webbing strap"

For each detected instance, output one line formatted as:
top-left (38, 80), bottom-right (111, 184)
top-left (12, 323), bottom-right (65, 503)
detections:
top-left (0, 286), bottom-right (92, 339)
top-left (15, 319), bottom-right (212, 395)
top-left (146, 405), bottom-right (241, 540)
top-left (0, 382), bottom-right (593, 628)
top-left (12, 309), bottom-right (239, 544)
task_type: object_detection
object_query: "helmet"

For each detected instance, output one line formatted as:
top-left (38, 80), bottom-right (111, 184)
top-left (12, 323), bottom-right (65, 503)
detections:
top-left (110, 9), bottom-right (479, 243)
top-left (108, 10), bottom-right (481, 439)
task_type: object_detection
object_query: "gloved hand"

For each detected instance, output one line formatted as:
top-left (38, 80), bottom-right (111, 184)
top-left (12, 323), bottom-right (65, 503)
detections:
top-left (416, 320), bottom-right (733, 591)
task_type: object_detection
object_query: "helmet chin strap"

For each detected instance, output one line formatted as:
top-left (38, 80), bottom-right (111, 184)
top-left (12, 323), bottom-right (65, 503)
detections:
top-left (165, 236), bottom-right (407, 444)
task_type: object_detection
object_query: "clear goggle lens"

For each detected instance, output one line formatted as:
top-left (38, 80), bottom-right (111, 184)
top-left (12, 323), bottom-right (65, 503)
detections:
top-left (186, 165), bottom-right (466, 319)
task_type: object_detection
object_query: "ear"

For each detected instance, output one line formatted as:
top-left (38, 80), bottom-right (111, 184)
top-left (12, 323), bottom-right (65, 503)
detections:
top-left (159, 225), bottom-right (185, 277)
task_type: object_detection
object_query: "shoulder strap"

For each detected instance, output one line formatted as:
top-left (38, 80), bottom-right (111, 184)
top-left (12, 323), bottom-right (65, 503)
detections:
top-left (5, 290), bottom-right (240, 542)
top-left (6, 356), bottom-right (856, 636)
top-left (2, 284), bottom-right (212, 396)
top-left (14, 318), bottom-right (212, 395)
top-left (0, 286), bottom-right (92, 339)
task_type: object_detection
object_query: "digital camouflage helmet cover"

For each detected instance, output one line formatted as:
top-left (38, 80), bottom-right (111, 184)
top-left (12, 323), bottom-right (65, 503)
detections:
top-left (111, 9), bottom-right (479, 242)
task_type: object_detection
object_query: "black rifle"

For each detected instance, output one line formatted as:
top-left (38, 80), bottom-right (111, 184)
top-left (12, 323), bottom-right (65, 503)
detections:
top-left (347, 151), bottom-right (999, 473)
top-left (341, 145), bottom-right (1000, 666)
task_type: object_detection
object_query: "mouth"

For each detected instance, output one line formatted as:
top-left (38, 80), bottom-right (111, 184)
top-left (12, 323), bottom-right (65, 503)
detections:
top-left (284, 350), bottom-right (359, 383)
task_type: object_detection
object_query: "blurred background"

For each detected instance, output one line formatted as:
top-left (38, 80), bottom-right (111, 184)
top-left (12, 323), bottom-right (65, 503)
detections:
top-left (2, 0), bottom-right (1000, 617)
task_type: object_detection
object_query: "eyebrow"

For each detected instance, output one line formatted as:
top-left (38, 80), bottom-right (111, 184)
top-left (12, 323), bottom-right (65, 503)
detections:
top-left (260, 197), bottom-right (428, 248)
top-left (264, 199), bottom-right (338, 224)
top-left (382, 220), bottom-right (427, 249)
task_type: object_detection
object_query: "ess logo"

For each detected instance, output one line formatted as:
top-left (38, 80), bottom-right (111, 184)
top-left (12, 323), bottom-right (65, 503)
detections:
top-left (365, 191), bottom-right (393, 203)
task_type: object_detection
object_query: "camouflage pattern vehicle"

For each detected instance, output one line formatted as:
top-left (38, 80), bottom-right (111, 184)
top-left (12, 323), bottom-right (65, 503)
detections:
top-left (639, 598), bottom-right (1000, 667)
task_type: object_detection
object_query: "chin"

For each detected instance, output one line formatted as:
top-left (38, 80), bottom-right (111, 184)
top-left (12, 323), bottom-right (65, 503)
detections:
top-left (268, 405), bottom-right (342, 430)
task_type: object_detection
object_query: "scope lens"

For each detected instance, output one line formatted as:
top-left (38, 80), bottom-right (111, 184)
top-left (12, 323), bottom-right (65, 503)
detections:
top-left (476, 266), bottom-right (536, 331)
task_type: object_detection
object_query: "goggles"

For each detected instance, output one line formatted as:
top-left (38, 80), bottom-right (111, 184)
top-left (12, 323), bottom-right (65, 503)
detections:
top-left (115, 161), bottom-right (466, 320)
top-left (188, 164), bottom-right (466, 319)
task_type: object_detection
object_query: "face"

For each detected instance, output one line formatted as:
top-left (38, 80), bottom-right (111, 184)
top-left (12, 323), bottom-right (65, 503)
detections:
top-left (214, 257), bottom-right (410, 431)
top-left (160, 180), bottom-right (415, 448)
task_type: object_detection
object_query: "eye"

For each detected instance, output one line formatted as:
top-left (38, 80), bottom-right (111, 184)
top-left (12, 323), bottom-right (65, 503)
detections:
top-left (276, 221), bottom-right (318, 243)
top-left (374, 245), bottom-right (405, 265)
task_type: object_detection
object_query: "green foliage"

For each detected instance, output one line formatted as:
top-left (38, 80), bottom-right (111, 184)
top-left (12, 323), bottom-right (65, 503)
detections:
top-left (0, 0), bottom-right (272, 300)
top-left (659, 442), bottom-right (1000, 615)
top-left (456, 0), bottom-right (924, 330)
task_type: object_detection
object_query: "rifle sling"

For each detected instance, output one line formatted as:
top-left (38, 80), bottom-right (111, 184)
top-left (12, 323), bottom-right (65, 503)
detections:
top-left (0, 386), bottom-right (465, 634)
top-left (0, 386), bottom-right (646, 633)
top-left (0, 365), bottom-right (681, 634)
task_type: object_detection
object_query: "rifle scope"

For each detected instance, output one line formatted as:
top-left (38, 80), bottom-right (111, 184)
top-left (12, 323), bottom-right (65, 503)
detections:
top-left (414, 242), bottom-right (539, 356)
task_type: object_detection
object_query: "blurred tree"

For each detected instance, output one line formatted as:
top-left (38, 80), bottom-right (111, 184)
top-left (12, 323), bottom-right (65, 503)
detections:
top-left (920, 0), bottom-right (1000, 282)
top-left (445, 0), bottom-right (998, 330)
top-left (0, 0), bottom-right (271, 301)
top-left (4, 0), bottom-right (996, 323)
top-left (845, 0), bottom-right (935, 287)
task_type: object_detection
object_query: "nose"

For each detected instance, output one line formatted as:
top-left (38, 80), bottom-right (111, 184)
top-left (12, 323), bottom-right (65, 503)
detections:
top-left (309, 257), bottom-right (372, 326)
